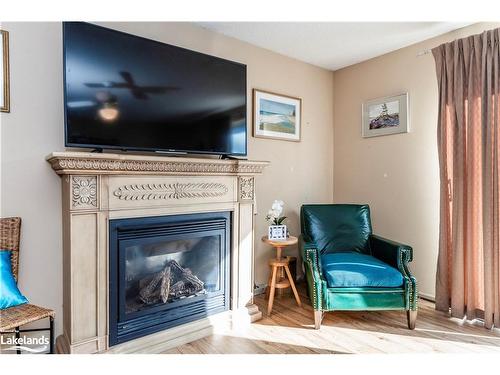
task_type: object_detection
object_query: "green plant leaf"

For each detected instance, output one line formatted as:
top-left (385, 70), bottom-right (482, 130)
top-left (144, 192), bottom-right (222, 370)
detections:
top-left (277, 216), bottom-right (287, 225)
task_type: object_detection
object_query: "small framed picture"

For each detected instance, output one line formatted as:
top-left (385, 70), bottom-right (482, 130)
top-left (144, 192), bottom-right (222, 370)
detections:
top-left (362, 93), bottom-right (408, 138)
top-left (1, 29), bottom-right (10, 113)
top-left (253, 89), bottom-right (301, 142)
top-left (268, 225), bottom-right (287, 240)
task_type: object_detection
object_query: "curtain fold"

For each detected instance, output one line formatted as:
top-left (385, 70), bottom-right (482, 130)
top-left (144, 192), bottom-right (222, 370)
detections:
top-left (433, 28), bottom-right (500, 328)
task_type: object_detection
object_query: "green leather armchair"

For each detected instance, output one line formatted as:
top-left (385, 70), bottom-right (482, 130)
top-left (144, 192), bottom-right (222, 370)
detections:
top-left (300, 204), bottom-right (417, 329)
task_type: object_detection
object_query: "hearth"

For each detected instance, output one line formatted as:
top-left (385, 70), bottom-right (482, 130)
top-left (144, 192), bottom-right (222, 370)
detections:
top-left (109, 212), bottom-right (230, 346)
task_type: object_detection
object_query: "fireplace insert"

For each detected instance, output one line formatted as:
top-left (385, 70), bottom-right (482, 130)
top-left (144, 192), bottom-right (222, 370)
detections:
top-left (109, 212), bottom-right (230, 346)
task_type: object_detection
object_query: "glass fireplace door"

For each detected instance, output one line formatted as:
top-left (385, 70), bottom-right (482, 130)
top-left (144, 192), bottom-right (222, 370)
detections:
top-left (120, 232), bottom-right (224, 319)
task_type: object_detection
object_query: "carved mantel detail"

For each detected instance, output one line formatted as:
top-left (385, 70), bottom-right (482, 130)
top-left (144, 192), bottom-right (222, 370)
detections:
top-left (238, 177), bottom-right (255, 201)
top-left (47, 152), bottom-right (269, 176)
top-left (71, 176), bottom-right (97, 209)
top-left (113, 182), bottom-right (229, 201)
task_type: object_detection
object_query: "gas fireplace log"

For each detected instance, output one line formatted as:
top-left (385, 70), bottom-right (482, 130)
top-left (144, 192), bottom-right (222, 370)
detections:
top-left (160, 266), bottom-right (171, 303)
top-left (138, 270), bottom-right (162, 304)
top-left (139, 265), bottom-right (171, 304)
top-left (138, 260), bottom-right (205, 305)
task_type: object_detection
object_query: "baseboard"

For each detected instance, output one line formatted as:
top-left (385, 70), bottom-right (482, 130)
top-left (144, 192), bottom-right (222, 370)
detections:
top-left (419, 292), bottom-right (435, 302)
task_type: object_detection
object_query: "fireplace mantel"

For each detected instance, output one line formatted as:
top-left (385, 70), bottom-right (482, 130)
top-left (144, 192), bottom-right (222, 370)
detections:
top-left (47, 151), bottom-right (269, 176)
top-left (47, 152), bottom-right (269, 354)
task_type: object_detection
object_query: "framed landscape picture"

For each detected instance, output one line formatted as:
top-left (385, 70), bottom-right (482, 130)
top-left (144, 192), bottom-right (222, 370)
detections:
top-left (1, 29), bottom-right (10, 113)
top-left (362, 93), bottom-right (408, 138)
top-left (253, 89), bottom-right (301, 142)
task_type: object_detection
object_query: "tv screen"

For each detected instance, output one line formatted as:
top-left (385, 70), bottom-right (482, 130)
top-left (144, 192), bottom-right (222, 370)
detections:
top-left (63, 22), bottom-right (247, 156)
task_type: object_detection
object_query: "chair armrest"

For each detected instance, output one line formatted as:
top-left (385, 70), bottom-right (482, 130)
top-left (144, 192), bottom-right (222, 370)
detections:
top-left (299, 234), bottom-right (321, 272)
top-left (299, 234), bottom-right (317, 254)
top-left (370, 234), bottom-right (417, 310)
top-left (299, 235), bottom-right (324, 310)
top-left (370, 234), bottom-right (413, 271)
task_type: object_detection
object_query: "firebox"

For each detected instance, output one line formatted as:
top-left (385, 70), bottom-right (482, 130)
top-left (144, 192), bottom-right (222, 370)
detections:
top-left (109, 212), bottom-right (231, 346)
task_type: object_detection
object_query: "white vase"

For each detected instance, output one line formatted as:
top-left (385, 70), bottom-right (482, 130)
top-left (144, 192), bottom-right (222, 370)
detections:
top-left (268, 225), bottom-right (287, 240)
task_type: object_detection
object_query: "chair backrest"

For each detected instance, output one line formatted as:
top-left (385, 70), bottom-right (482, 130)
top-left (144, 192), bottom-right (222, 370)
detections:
top-left (0, 217), bottom-right (21, 282)
top-left (300, 204), bottom-right (372, 255)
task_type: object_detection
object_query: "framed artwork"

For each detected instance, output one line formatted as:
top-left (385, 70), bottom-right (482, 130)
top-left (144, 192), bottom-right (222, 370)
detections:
top-left (362, 93), bottom-right (408, 138)
top-left (1, 29), bottom-right (10, 113)
top-left (253, 89), bottom-right (301, 142)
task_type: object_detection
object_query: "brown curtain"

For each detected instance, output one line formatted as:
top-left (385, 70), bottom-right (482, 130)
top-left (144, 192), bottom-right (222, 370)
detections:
top-left (433, 28), bottom-right (500, 328)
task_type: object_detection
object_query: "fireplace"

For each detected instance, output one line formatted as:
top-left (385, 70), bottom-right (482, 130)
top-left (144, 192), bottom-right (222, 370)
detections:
top-left (48, 152), bottom-right (268, 353)
top-left (109, 212), bottom-right (231, 346)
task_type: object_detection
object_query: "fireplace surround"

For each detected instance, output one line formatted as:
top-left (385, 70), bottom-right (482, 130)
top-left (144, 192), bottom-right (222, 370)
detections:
top-left (109, 211), bottom-right (231, 346)
top-left (47, 152), bottom-right (269, 353)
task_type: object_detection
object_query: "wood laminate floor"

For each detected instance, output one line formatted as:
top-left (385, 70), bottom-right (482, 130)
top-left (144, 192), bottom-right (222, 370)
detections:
top-left (163, 284), bottom-right (500, 354)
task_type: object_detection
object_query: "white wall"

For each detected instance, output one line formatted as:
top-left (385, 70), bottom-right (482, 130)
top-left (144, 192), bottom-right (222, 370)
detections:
top-left (1, 23), bottom-right (64, 333)
top-left (0, 22), bottom-right (334, 335)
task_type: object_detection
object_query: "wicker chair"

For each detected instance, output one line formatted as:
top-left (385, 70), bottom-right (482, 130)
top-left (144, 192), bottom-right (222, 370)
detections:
top-left (0, 217), bottom-right (55, 354)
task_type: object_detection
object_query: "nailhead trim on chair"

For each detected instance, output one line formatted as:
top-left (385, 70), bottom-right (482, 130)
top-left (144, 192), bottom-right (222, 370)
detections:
top-left (304, 241), bottom-right (418, 314)
top-left (305, 248), bottom-right (322, 311)
top-left (397, 247), bottom-right (418, 311)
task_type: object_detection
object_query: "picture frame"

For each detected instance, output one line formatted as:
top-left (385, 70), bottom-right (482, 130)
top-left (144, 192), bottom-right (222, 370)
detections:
top-left (1, 29), bottom-right (10, 113)
top-left (362, 93), bottom-right (408, 138)
top-left (253, 89), bottom-right (301, 142)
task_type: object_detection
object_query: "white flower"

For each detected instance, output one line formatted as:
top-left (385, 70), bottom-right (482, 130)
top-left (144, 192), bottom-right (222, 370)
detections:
top-left (265, 200), bottom-right (286, 224)
top-left (271, 200), bottom-right (284, 216)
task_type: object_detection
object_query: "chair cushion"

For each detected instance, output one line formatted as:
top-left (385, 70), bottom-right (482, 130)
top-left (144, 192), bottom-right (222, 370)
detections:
top-left (321, 252), bottom-right (404, 288)
top-left (0, 250), bottom-right (28, 309)
top-left (301, 204), bottom-right (372, 254)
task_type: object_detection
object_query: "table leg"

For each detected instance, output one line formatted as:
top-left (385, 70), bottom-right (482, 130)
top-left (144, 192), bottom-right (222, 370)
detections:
top-left (276, 246), bottom-right (283, 260)
top-left (267, 265), bottom-right (278, 315)
top-left (284, 264), bottom-right (302, 307)
top-left (266, 267), bottom-right (273, 299)
top-left (273, 247), bottom-right (283, 297)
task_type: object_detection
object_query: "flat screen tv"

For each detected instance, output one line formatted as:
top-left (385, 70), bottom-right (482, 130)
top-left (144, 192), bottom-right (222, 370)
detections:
top-left (63, 22), bottom-right (247, 156)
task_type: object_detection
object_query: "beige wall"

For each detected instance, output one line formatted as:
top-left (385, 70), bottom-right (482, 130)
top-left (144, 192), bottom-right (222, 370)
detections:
top-left (0, 23), bottom-right (64, 335)
top-left (332, 22), bottom-right (500, 299)
top-left (0, 22), bottom-right (334, 335)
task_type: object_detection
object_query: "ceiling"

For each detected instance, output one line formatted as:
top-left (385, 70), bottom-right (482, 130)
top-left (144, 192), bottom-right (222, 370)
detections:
top-left (197, 22), bottom-right (473, 71)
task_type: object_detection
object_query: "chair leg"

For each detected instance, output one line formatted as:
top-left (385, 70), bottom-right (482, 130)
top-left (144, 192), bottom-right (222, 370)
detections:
top-left (407, 310), bottom-right (417, 330)
top-left (314, 310), bottom-right (323, 330)
top-left (49, 316), bottom-right (54, 354)
top-left (15, 327), bottom-right (21, 354)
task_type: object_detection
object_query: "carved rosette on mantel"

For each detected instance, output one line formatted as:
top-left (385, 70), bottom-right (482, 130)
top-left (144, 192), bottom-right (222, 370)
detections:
top-left (47, 152), bottom-right (269, 354)
top-left (238, 176), bottom-right (255, 201)
top-left (71, 176), bottom-right (98, 209)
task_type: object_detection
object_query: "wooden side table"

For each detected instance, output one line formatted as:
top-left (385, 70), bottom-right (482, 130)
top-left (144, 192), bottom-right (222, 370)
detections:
top-left (261, 235), bottom-right (302, 315)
